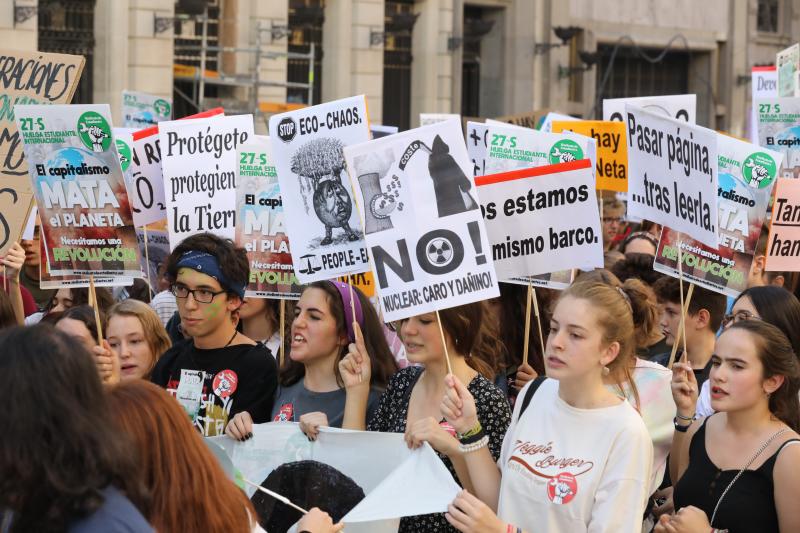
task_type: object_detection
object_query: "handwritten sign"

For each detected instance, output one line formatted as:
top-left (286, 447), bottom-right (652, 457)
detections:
top-left (766, 178), bottom-right (800, 271)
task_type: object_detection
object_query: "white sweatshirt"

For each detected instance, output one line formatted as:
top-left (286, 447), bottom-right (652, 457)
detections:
top-left (497, 379), bottom-right (653, 533)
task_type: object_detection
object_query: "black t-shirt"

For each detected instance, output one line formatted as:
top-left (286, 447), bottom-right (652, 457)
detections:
top-left (151, 338), bottom-right (278, 436)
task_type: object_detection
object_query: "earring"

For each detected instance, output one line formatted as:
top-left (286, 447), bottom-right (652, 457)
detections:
top-left (602, 366), bottom-right (610, 376)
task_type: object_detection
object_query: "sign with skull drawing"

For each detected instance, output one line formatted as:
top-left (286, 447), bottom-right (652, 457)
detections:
top-left (269, 96), bottom-right (371, 283)
top-left (344, 118), bottom-right (499, 322)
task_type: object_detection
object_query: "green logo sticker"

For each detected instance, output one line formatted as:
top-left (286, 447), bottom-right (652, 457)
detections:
top-left (742, 152), bottom-right (777, 189)
top-left (115, 138), bottom-right (132, 172)
top-left (77, 111), bottom-right (112, 152)
top-left (154, 99), bottom-right (171, 118)
top-left (549, 139), bottom-right (583, 164)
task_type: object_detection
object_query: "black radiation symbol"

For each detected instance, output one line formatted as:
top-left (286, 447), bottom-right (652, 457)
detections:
top-left (427, 237), bottom-right (454, 266)
top-left (416, 229), bottom-right (465, 276)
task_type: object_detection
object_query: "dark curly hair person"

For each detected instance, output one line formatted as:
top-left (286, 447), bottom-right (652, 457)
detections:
top-left (0, 324), bottom-right (152, 532)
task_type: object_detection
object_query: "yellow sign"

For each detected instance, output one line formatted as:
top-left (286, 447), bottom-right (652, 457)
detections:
top-left (552, 120), bottom-right (628, 192)
top-left (337, 271), bottom-right (376, 298)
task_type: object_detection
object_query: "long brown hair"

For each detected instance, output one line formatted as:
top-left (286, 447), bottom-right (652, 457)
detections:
top-left (106, 380), bottom-right (256, 532)
top-left (560, 281), bottom-right (643, 406)
top-left (108, 299), bottom-right (172, 377)
top-left (280, 281), bottom-right (397, 389)
top-left (726, 320), bottom-right (800, 432)
top-left (437, 301), bottom-right (502, 380)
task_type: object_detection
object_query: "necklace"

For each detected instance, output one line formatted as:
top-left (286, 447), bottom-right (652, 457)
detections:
top-left (224, 329), bottom-right (238, 347)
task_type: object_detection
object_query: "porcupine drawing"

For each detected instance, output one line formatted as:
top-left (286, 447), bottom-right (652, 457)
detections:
top-left (290, 137), bottom-right (359, 246)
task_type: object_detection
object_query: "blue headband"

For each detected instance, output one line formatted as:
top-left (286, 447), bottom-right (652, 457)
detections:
top-left (175, 250), bottom-right (246, 299)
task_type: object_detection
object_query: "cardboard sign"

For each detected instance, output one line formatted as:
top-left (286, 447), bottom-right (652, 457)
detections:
top-left (625, 104), bottom-right (718, 248)
top-left (604, 94), bottom-right (696, 124)
top-left (766, 178), bottom-right (800, 271)
top-left (0, 50), bottom-right (85, 255)
top-left (755, 97), bottom-right (800, 179)
top-left (235, 139), bottom-right (301, 299)
top-left (777, 44), bottom-right (800, 97)
top-left (16, 104), bottom-right (142, 276)
top-left (477, 159), bottom-right (603, 281)
top-left (552, 120), bottom-right (628, 192)
top-left (494, 109), bottom-right (551, 130)
top-left (127, 108), bottom-right (224, 228)
top-left (209, 424), bottom-right (461, 533)
top-left (159, 113), bottom-right (254, 249)
top-left (269, 95), bottom-right (371, 283)
top-left (122, 90), bottom-right (172, 128)
top-left (420, 113), bottom-right (460, 127)
top-left (654, 135), bottom-right (782, 296)
top-left (750, 66), bottom-right (777, 144)
top-left (344, 118), bottom-right (499, 322)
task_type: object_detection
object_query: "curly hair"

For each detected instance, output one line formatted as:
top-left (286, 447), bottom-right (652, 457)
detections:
top-left (165, 232), bottom-right (249, 301)
top-left (0, 325), bottom-right (147, 531)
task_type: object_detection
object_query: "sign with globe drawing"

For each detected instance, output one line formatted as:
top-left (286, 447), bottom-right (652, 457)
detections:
top-left (344, 118), bottom-right (499, 322)
top-left (15, 104), bottom-right (142, 277)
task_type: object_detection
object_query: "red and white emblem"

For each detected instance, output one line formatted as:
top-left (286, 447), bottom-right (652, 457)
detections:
top-left (547, 472), bottom-right (577, 505)
top-left (274, 403), bottom-right (294, 422)
top-left (212, 369), bottom-right (238, 399)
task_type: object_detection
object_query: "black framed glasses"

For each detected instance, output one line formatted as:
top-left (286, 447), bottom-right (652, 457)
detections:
top-left (721, 310), bottom-right (761, 329)
top-left (171, 284), bottom-right (225, 304)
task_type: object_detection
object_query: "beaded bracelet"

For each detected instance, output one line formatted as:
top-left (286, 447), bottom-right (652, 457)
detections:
top-left (458, 435), bottom-right (489, 453)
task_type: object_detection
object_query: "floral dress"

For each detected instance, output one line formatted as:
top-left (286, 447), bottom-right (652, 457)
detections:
top-left (367, 366), bottom-right (512, 533)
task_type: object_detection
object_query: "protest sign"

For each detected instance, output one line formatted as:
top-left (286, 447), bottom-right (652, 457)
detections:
top-left (538, 111), bottom-right (579, 133)
top-left (625, 104), bottom-right (718, 248)
top-left (483, 121), bottom-right (596, 177)
top-left (136, 227), bottom-right (170, 290)
top-left (466, 121), bottom-right (490, 178)
top-left (750, 66), bottom-right (777, 144)
top-left (39, 231), bottom-right (133, 289)
top-left (370, 124), bottom-right (398, 139)
top-left (127, 108), bottom-right (224, 228)
top-left (766, 178), bottom-right (800, 271)
top-left (755, 97), bottom-right (800, 179)
top-left (777, 44), bottom-right (800, 97)
top-left (476, 159), bottom-right (603, 280)
top-left (654, 135), bottom-right (782, 296)
top-left (16, 104), bottom-right (142, 276)
top-left (552, 120), bottom-right (628, 192)
top-left (604, 94), bottom-right (696, 124)
top-left (210, 424), bottom-right (461, 533)
top-left (494, 109), bottom-right (551, 130)
top-left (0, 49), bottom-right (85, 255)
top-left (159, 113), bottom-right (253, 249)
top-left (21, 206), bottom-right (37, 240)
top-left (344, 118), bottom-right (499, 322)
top-left (269, 95), bottom-right (371, 283)
top-left (122, 90), bottom-right (172, 128)
top-left (235, 139), bottom-right (301, 299)
top-left (420, 113), bottom-right (460, 127)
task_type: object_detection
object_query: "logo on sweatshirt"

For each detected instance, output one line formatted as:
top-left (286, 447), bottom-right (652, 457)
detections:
top-left (212, 369), bottom-right (238, 399)
top-left (547, 472), bottom-right (577, 505)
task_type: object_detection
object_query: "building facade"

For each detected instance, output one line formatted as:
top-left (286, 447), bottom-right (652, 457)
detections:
top-left (3, 0), bottom-right (799, 136)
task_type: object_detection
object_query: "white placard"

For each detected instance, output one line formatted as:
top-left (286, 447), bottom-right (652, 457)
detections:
top-left (269, 95), bottom-right (371, 282)
top-left (159, 114), bottom-right (254, 249)
top-left (344, 118), bottom-right (499, 322)
top-left (750, 66), bottom-right (777, 144)
top-left (477, 159), bottom-right (603, 279)
top-left (604, 94), bottom-right (696, 124)
top-left (122, 90), bottom-right (172, 128)
top-left (625, 104), bottom-right (718, 247)
top-left (419, 113), bottom-right (460, 126)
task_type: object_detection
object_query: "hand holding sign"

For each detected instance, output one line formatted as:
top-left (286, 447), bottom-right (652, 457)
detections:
top-left (339, 321), bottom-right (371, 389)
top-left (441, 374), bottom-right (478, 435)
top-left (1, 241), bottom-right (25, 281)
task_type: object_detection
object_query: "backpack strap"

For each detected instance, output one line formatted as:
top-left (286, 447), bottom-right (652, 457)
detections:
top-left (517, 376), bottom-right (547, 422)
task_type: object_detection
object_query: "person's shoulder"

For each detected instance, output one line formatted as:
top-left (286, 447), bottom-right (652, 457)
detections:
top-left (633, 358), bottom-right (673, 384)
top-left (150, 290), bottom-right (175, 305)
top-left (153, 338), bottom-right (191, 370)
top-left (468, 374), bottom-right (511, 402)
top-left (69, 487), bottom-right (153, 533)
top-left (389, 365), bottom-right (422, 385)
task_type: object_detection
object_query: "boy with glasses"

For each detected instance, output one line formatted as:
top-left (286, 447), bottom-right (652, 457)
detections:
top-left (151, 233), bottom-right (278, 437)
